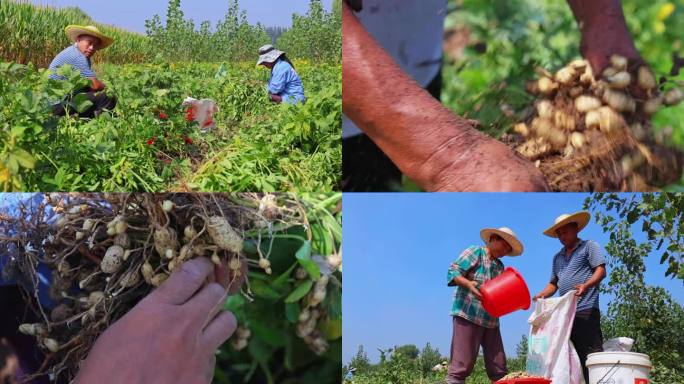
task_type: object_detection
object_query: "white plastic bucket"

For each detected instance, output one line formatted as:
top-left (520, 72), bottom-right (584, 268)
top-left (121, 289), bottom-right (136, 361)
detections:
top-left (586, 352), bottom-right (651, 384)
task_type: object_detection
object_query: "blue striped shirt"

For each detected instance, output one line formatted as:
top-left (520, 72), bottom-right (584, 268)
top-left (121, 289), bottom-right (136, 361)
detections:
top-left (550, 239), bottom-right (606, 311)
top-left (268, 58), bottom-right (305, 104)
top-left (48, 44), bottom-right (95, 80)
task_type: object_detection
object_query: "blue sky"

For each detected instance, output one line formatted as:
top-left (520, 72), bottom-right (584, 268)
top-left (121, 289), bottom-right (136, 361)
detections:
top-left (342, 193), bottom-right (683, 364)
top-left (27, 0), bottom-right (334, 33)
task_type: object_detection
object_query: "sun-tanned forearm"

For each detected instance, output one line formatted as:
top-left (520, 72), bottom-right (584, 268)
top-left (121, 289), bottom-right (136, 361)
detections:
top-left (343, 5), bottom-right (483, 189)
top-left (582, 265), bottom-right (606, 288)
top-left (89, 77), bottom-right (105, 92)
top-left (536, 282), bottom-right (559, 299)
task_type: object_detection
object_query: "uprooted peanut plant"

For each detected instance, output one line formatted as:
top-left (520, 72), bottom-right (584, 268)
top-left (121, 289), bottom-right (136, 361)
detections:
top-left (0, 193), bottom-right (342, 383)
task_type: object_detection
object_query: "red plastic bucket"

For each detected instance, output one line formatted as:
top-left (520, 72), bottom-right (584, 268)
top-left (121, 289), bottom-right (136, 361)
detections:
top-left (481, 267), bottom-right (531, 317)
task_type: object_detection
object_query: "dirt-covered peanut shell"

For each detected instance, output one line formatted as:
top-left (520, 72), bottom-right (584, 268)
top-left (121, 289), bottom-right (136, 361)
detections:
top-left (150, 273), bottom-right (168, 287)
top-left (637, 66), bottom-right (656, 91)
top-left (101, 245), bottom-right (124, 273)
top-left (206, 216), bottom-right (243, 253)
top-left (153, 226), bottom-right (179, 258)
top-left (114, 233), bottom-right (130, 248)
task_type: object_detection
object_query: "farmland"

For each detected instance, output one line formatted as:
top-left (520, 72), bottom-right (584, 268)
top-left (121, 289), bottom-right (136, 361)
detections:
top-left (0, 0), bottom-right (341, 192)
top-left (344, 344), bottom-right (526, 384)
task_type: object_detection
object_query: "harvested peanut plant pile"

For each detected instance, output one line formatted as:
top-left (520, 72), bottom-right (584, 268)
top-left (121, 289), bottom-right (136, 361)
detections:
top-left (511, 56), bottom-right (683, 191)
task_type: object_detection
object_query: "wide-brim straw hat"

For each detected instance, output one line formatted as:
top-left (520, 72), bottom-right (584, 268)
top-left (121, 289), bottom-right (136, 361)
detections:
top-left (480, 227), bottom-right (524, 256)
top-left (256, 44), bottom-right (285, 66)
top-left (543, 211), bottom-right (590, 238)
top-left (65, 25), bottom-right (114, 49)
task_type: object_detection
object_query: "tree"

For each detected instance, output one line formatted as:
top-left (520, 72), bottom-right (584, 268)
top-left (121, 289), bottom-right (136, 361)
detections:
top-left (277, 0), bottom-right (341, 62)
top-left (145, 0), bottom-right (270, 62)
top-left (516, 334), bottom-right (528, 361)
top-left (418, 342), bottom-right (442, 376)
top-left (393, 344), bottom-right (420, 360)
top-left (265, 26), bottom-right (288, 43)
top-left (348, 345), bottom-right (371, 374)
top-left (378, 347), bottom-right (391, 364)
top-left (584, 193), bottom-right (684, 381)
top-left (584, 193), bottom-right (683, 281)
top-left (600, 283), bottom-right (684, 381)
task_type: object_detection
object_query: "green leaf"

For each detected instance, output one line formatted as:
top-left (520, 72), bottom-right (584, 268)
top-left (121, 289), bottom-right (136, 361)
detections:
top-left (72, 93), bottom-right (94, 113)
top-left (321, 317), bottom-right (342, 340)
top-left (250, 279), bottom-right (281, 300)
top-left (10, 125), bottom-right (28, 137)
top-left (284, 280), bottom-right (313, 303)
top-left (295, 240), bottom-right (320, 279)
top-left (224, 294), bottom-right (245, 312)
top-left (627, 209), bottom-right (639, 224)
top-left (272, 262), bottom-right (297, 289)
top-left (285, 302), bottom-right (300, 324)
top-left (154, 88), bottom-right (170, 97)
top-left (660, 251), bottom-right (669, 265)
top-left (11, 149), bottom-right (35, 169)
top-left (248, 337), bottom-right (273, 363)
top-left (250, 320), bottom-right (286, 347)
top-left (243, 239), bottom-right (259, 255)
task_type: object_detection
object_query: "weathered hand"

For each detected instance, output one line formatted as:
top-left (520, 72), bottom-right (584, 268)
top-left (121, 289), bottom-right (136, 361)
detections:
top-left (74, 257), bottom-right (240, 384)
top-left (574, 283), bottom-right (587, 297)
top-left (467, 280), bottom-right (483, 299)
top-left (532, 292), bottom-right (545, 301)
top-left (426, 136), bottom-right (550, 192)
top-left (580, 29), bottom-right (644, 78)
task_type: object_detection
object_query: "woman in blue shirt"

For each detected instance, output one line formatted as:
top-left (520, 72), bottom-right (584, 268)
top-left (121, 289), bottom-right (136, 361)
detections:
top-left (256, 45), bottom-right (306, 104)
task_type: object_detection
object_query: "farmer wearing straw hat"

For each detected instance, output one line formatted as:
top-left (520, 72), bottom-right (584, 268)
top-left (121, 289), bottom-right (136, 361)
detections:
top-left (256, 45), bottom-right (305, 105)
top-left (533, 211), bottom-right (607, 383)
top-left (445, 227), bottom-right (524, 384)
top-left (48, 25), bottom-right (116, 118)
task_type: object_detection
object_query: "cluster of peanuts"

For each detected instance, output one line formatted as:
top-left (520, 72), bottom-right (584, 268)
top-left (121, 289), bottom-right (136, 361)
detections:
top-left (296, 272), bottom-right (331, 356)
top-left (500, 371), bottom-right (546, 380)
top-left (22, 194), bottom-right (254, 356)
top-left (513, 55), bottom-right (683, 169)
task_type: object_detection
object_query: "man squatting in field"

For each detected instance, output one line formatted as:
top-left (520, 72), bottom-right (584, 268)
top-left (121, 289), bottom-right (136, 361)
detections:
top-left (342, 0), bottom-right (644, 192)
top-left (446, 227), bottom-right (524, 383)
top-left (256, 45), bottom-right (306, 105)
top-left (48, 25), bottom-right (117, 118)
top-left (533, 211), bottom-right (607, 383)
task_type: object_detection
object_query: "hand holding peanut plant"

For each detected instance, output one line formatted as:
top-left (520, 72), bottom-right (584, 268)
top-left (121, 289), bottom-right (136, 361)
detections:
top-left (74, 257), bottom-right (238, 384)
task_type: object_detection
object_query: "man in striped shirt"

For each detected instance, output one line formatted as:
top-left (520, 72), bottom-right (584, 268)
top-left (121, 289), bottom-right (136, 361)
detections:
top-left (48, 25), bottom-right (116, 118)
top-left (533, 211), bottom-right (607, 383)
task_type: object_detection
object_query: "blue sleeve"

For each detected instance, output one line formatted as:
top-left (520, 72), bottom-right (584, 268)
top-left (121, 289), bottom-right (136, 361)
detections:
top-left (75, 55), bottom-right (96, 78)
top-left (550, 256), bottom-right (558, 284)
top-left (586, 241), bottom-right (606, 269)
top-left (268, 63), bottom-right (289, 95)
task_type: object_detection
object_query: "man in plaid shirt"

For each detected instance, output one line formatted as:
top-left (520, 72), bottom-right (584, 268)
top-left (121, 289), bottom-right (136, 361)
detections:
top-left (446, 227), bottom-right (525, 384)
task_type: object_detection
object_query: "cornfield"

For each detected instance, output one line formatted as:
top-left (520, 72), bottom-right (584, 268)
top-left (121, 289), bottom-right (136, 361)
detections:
top-left (0, 0), bottom-right (151, 67)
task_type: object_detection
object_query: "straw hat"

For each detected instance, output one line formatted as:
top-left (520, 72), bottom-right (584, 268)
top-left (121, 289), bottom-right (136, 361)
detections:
top-left (543, 211), bottom-right (590, 238)
top-left (65, 25), bottom-right (114, 49)
top-left (480, 227), bottom-right (523, 256)
top-left (256, 44), bottom-right (285, 66)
